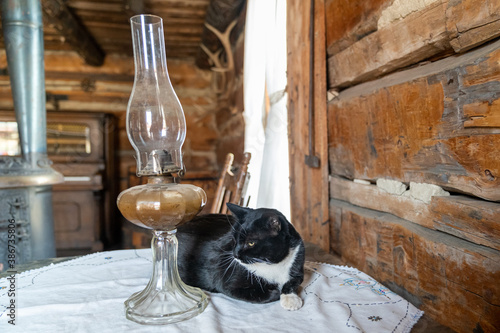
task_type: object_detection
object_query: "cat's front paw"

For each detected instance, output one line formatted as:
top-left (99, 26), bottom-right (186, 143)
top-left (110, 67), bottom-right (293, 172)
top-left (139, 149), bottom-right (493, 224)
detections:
top-left (280, 293), bottom-right (303, 311)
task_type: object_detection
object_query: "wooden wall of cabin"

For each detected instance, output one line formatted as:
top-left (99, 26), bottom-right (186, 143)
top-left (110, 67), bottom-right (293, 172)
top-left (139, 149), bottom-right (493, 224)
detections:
top-left (0, 46), bottom-right (246, 248)
top-left (288, 0), bottom-right (499, 332)
top-left (0, 50), bottom-right (219, 187)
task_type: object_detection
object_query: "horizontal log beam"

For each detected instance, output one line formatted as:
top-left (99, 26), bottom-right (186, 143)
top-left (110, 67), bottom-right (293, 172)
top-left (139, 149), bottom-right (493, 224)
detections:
top-left (330, 199), bottom-right (500, 333)
top-left (328, 1), bottom-right (449, 89)
top-left (42, 0), bottom-right (105, 66)
top-left (327, 0), bottom-right (500, 89)
top-left (328, 39), bottom-right (500, 201)
top-left (325, 0), bottom-right (390, 56)
top-left (330, 176), bottom-right (500, 251)
top-left (0, 50), bottom-right (214, 113)
top-left (446, 0), bottom-right (500, 53)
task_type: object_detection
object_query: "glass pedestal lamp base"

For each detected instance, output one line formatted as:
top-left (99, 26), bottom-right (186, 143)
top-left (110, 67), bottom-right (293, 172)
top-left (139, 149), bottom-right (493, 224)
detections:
top-left (120, 13), bottom-right (210, 325)
top-left (125, 284), bottom-right (208, 325)
top-left (124, 229), bottom-right (208, 325)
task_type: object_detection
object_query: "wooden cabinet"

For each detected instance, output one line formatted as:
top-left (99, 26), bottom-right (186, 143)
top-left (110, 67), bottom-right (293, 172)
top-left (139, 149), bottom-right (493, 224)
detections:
top-left (52, 191), bottom-right (102, 253)
top-left (48, 112), bottom-right (118, 256)
top-left (0, 111), bottom-right (118, 256)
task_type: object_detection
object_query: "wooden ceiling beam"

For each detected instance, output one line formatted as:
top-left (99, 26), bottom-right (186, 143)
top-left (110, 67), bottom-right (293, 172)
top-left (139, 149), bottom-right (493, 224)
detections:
top-left (42, 0), bottom-right (105, 66)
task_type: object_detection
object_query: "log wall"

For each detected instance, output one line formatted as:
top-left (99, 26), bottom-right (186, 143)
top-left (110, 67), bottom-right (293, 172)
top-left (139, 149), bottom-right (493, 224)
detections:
top-left (326, 0), bottom-right (500, 89)
top-left (323, 0), bottom-right (500, 332)
top-left (329, 41), bottom-right (500, 201)
top-left (0, 50), bottom-right (228, 193)
top-left (329, 199), bottom-right (499, 333)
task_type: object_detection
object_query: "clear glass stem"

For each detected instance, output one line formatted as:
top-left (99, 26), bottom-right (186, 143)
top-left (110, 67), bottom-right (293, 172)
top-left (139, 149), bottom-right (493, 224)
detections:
top-left (125, 229), bottom-right (208, 325)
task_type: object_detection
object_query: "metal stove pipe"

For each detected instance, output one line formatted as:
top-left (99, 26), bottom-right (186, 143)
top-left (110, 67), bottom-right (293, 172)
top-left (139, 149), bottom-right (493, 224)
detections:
top-left (2, 0), bottom-right (46, 163)
top-left (0, 0), bottom-right (63, 264)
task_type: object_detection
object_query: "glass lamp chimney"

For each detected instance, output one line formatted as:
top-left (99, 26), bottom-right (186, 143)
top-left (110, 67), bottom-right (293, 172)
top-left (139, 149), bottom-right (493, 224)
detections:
top-left (127, 15), bottom-right (186, 176)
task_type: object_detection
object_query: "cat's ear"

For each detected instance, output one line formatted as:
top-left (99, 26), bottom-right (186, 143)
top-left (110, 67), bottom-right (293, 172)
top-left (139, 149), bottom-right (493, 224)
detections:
top-left (269, 217), bottom-right (281, 233)
top-left (226, 203), bottom-right (250, 220)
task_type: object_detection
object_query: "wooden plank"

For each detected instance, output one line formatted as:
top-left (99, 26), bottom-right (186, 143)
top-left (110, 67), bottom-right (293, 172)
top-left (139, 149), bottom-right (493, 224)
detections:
top-left (66, 0), bottom-right (125, 12)
top-left (287, 0), bottom-right (329, 251)
top-left (330, 176), bottom-right (500, 250)
top-left (66, 10), bottom-right (131, 24)
top-left (147, 0), bottom-right (210, 7)
top-left (327, 0), bottom-right (449, 89)
top-left (328, 40), bottom-right (500, 201)
top-left (0, 50), bottom-right (212, 91)
top-left (463, 99), bottom-right (500, 128)
top-left (330, 199), bottom-right (500, 333)
top-left (327, 0), bottom-right (500, 89)
top-left (446, 0), bottom-right (500, 53)
top-left (462, 50), bottom-right (500, 127)
top-left (0, 51), bottom-right (134, 75)
top-left (431, 195), bottom-right (500, 248)
top-left (325, 0), bottom-right (390, 56)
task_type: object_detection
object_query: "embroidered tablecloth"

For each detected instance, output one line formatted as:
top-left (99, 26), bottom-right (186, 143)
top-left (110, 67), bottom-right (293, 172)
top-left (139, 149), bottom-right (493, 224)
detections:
top-left (0, 249), bottom-right (423, 332)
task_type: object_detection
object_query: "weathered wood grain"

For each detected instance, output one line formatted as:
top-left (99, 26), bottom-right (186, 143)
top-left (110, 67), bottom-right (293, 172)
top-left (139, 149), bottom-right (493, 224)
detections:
top-left (463, 99), bottom-right (500, 128)
top-left (327, 0), bottom-right (500, 89)
top-left (328, 0), bottom-right (450, 89)
top-left (330, 199), bottom-right (500, 333)
top-left (330, 176), bottom-right (500, 251)
top-left (64, 0), bottom-right (210, 59)
top-left (446, 0), bottom-right (500, 52)
top-left (42, 0), bottom-right (105, 66)
top-left (325, 0), bottom-right (390, 56)
top-left (0, 51), bottom-right (214, 110)
top-left (328, 40), bottom-right (500, 201)
top-left (287, 0), bottom-right (329, 250)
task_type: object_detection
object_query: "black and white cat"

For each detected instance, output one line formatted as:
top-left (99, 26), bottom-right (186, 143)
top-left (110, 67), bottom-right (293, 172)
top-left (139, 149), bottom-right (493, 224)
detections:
top-left (177, 203), bottom-right (305, 311)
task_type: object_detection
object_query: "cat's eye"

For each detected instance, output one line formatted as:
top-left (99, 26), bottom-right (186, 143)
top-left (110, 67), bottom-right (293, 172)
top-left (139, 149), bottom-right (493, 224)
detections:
top-left (247, 241), bottom-right (255, 247)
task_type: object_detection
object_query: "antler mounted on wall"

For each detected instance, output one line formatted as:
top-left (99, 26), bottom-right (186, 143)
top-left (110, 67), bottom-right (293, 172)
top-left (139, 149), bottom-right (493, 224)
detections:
top-left (195, 0), bottom-right (246, 100)
top-left (201, 20), bottom-right (237, 97)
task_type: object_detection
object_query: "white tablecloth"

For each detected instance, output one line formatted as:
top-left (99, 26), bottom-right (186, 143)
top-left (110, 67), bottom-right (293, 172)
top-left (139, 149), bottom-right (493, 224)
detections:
top-left (0, 249), bottom-right (423, 332)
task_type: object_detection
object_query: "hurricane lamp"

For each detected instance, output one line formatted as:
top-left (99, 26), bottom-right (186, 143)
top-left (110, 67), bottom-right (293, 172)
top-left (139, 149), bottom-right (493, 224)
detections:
top-left (117, 14), bottom-right (208, 325)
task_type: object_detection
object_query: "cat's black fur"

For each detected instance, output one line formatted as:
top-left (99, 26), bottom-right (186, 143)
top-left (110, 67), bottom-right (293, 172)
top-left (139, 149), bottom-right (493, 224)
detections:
top-left (177, 203), bottom-right (305, 307)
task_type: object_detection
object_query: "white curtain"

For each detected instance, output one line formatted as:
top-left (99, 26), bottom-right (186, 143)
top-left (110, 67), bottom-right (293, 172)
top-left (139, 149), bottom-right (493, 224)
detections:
top-left (243, 0), bottom-right (290, 220)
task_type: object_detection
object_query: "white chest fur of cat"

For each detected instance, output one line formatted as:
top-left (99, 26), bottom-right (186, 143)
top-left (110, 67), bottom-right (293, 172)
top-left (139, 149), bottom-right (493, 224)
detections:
top-left (236, 245), bottom-right (303, 311)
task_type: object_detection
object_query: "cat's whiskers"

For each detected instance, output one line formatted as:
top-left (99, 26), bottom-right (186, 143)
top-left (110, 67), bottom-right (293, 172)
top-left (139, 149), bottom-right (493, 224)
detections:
top-left (226, 259), bottom-right (239, 281)
top-left (246, 269), bottom-right (252, 284)
top-left (220, 257), bottom-right (235, 268)
top-left (218, 252), bottom-right (235, 265)
top-left (224, 214), bottom-right (238, 233)
top-left (255, 275), bottom-right (265, 292)
top-left (251, 258), bottom-right (272, 264)
top-left (244, 269), bottom-right (265, 292)
top-left (220, 252), bottom-right (239, 281)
